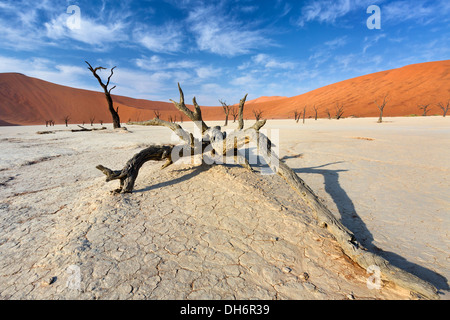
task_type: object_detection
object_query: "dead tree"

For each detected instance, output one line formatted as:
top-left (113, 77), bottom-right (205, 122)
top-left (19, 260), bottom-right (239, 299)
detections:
top-left (294, 110), bottom-right (301, 123)
top-left (437, 101), bottom-right (449, 117)
top-left (325, 108), bottom-right (331, 120)
top-left (97, 83), bottom-right (439, 300)
top-left (154, 110), bottom-right (161, 119)
top-left (99, 120), bottom-right (104, 126)
top-left (253, 109), bottom-right (263, 121)
top-left (90, 116), bottom-right (95, 126)
top-left (237, 94), bottom-right (248, 130)
top-left (303, 106), bottom-right (307, 124)
top-left (231, 106), bottom-right (238, 123)
top-left (85, 61), bottom-right (121, 129)
top-left (63, 116), bottom-right (70, 127)
top-left (335, 103), bottom-right (344, 120)
top-left (219, 99), bottom-right (231, 126)
top-left (376, 93), bottom-right (389, 123)
top-left (419, 104), bottom-right (431, 116)
top-left (313, 106), bottom-right (319, 120)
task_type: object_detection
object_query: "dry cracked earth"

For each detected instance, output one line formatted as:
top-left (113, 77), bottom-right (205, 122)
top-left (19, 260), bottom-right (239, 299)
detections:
top-left (0, 128), bottom-right (410, 300)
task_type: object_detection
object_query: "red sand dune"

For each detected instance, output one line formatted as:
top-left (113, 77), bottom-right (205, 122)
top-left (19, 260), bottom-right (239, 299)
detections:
top-left (0, 60), bottom-right (449, 126)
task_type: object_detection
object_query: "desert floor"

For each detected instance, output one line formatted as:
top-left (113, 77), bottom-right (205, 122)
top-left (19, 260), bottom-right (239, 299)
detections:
top-left (0, 116), bottom-right (448, 300)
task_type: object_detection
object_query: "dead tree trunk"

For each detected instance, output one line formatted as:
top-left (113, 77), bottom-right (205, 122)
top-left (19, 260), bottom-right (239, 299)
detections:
top-left (253, 109), bottom-right (263, 121)
top-left (97, 145), bottom-right (175, 193)
top-left (238, 94), bottom-right (248, 130)
top-left (376, 94), bottom-right (389, 123)
top-left (294, 111), bottom-right (301, 123)
top-left (419, 104), bottom-right (431, 116)
top-left (63, 116), bottom-right (70, 127)
top-left (313, 106), bottom-right (319, 120)
top-left (231, 106), bottom-right (238, 123)
top-left (303, 106), bottom-right (307, 124)
top-left (219, 100), bottom-right (230, 126)
top-left (97, 83), bottom-right (439, 300)
top-left (335, 103), bottom-right (344, 120)
top-left (85, 61), bottom-right (121, 129)
top-left (437, 101), bottom-right (449, 117)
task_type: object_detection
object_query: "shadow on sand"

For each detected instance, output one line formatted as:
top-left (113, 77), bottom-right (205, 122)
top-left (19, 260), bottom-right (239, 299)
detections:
top-left (283, 156), bottom-right (449, 295)
top-left (133, 152), bottom-right (448, 295)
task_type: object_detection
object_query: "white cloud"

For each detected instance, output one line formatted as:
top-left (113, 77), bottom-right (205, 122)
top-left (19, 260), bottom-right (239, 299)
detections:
top-left (134, 23), bottom-right (184, 53)
top-left (252, 54), bottom-right (297, 70)
top-left (296, 0), bottom-right (380, 26)
top-left (362, 33), bottom-right (386, 53)
top-left (186, 5), bottom-right (273, 57)
top-left (45, 14), bottom-right (129, 47)
top-left (382, 0), bottom-right (450, 24)
top-left (0, 55), bottom-right (94, 90)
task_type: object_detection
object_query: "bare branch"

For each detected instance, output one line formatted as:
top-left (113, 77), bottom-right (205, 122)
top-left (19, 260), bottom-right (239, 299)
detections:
top-left (170, 83), bottom-right (208, 133)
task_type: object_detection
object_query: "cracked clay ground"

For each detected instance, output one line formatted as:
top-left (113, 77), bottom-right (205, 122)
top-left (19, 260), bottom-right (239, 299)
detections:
top-left (0, 122), bottom-right (432, 299)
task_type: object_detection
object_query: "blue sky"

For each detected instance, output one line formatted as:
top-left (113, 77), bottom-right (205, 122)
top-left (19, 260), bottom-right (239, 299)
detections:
top-left (0, 0), bottom-right (449, 105)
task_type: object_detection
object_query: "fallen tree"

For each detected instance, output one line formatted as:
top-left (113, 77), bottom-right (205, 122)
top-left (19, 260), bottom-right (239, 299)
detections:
top-left (97, 84), bottom-right (439, 300)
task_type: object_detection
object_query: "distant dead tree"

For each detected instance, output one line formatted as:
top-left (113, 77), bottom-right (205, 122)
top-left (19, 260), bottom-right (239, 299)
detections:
top-left (219, 99), bottom-right (231, 126)
top-left (335, 103), bottom-right (344, 120)
top-left (237, 94), bottom-right (248, 130)
top-left (313, 106), bottom-right (319, 120)
top-left (303, 106), bottom-right (307, 124)
top-left (375, 93), bottom-right (389, 123)
top-left (253, 109), bottom-right (263, 121)
top-left (294, 110), bottom-right (301, 123)
top-left (63, 115), bottom-right (70, 127)
top-left (154, 110), bottom-right (161, 119)
top-left (231, 106), bottom-right (238, 123)
top-left (168, 115), bottom-right (174, 123)
top-left (90, 116), bottom-right (95, 126)
top-left (99, 120), bottom-right (104, 125)
top-left (325, 108), bottom-right (331, 120)
top-left (82, 121), bottom-right (85, 126)
top-left (85, 61), bottom-right (121, 129)
top-left (437, 100), bottom-right (449, 117)
top-left (418, 104), bottom-right (431, 116)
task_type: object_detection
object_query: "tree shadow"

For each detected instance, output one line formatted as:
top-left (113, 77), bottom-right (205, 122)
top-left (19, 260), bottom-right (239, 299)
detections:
top-left (134, 164), bottom-right (211, 193)
top-left (289, 159), bottom-right (449, 293)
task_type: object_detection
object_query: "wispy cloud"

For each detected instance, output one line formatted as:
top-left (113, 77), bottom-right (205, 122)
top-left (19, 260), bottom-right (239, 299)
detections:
top-left (252, 54), bottom-right (297, 70)
top-left (133, 23), bottom-right (185, 54)
top-left (362, 33), bottom-right (386, 53)
top-left (186, 5), bottom-right (274, 57)
top-left (295, 0), bottom-right (380, 26)
top-left (382, 0), bottom-right (450, 25)
top-left (45, 14), bottom-right (129, 48)
top-left (0, 55), bottom-right (93, 90)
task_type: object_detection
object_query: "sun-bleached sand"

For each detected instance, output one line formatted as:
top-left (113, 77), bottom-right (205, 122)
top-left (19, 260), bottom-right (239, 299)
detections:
top-left (0, 116), bottom-right (448, 299)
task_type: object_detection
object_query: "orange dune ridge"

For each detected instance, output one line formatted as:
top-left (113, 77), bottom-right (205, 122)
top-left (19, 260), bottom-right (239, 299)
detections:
top-left (0, 60), bottom-right (449, 126)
